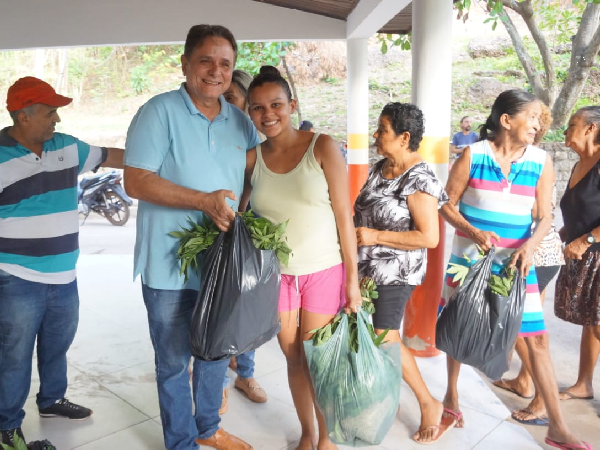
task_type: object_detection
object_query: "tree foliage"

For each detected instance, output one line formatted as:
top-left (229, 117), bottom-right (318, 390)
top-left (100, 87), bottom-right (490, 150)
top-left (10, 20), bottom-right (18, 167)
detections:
top-left (455, 0), bottom-right (600, 128)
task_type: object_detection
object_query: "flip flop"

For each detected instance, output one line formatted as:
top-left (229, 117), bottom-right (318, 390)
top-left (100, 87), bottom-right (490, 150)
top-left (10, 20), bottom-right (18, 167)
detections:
top-left (493, 379), bottom-right (534, 399)
top-left (442, 407), bottom-right (464, 428)
top-left (558, 391), bottom-right (594, 401)
top-left (511, 407), bottom-right (549, 426)
top-left (545, 437), bottom-right (592, 450)
top-left (412, 410), bottom-right (457, 445)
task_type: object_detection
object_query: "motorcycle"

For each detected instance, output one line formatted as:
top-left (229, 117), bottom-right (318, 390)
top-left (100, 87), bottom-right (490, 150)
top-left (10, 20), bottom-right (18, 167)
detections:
top-left (78, 170), bottom-right (133, 226)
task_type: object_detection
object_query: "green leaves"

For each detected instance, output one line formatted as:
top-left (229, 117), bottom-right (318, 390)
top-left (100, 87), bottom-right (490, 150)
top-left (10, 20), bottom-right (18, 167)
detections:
top-left (0, 431), bottom-right (30, 450)
top-left (309, 277), bottom-right (390, 353)
top-left (490, 266), bottom-right (516, 296)
top-left (239, 210), bottom-right (293, 267)
top-left (168, 216), bottom-right (219, 283)
top-left (447, 262), bottom-right (470, 286)
top-left (170, 211), bottom-right (293, 282)
top-left (377, 33), bottom-right (411, 54)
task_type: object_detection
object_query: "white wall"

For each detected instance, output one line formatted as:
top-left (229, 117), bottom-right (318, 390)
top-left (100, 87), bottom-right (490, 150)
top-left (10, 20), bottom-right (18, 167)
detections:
top-left (1, 0), bottom-right (346, 50)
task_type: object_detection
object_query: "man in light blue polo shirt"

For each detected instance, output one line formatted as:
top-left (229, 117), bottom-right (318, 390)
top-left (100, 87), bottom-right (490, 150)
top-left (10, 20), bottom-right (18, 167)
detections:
top-left (124, 25), bottom-right (259, 450)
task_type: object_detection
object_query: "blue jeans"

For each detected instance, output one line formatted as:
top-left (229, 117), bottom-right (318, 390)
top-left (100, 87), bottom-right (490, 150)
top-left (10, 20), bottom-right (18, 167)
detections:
top-left (0, 270), bottom-right (79, 430)
top-left (142, 284), bottom-right (228, 450)
top-left (223, 350), bottom-right (255, 389)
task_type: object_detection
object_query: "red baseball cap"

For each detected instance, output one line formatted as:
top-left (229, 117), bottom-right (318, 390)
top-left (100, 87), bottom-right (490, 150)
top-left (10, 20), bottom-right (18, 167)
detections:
top-left (6, 76), bottom-right (72, 112)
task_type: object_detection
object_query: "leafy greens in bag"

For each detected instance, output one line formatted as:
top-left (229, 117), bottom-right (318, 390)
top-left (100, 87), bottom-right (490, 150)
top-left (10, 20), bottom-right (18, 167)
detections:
top-left (169, 210), bottom-right (292, 281)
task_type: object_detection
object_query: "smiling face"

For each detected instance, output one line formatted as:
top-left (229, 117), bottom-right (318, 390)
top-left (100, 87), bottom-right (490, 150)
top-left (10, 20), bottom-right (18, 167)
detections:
top-left (373, 115), bottom-right (410, 157)
top-left (181, 36), bottom-right (234, 106)
top-left (503, 100), bottom-right (541, 146)
top-left (248, 83), bottom-right (296, 138)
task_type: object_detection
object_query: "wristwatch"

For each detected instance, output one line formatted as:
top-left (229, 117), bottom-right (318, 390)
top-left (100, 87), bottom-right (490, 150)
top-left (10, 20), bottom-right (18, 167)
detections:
top-left (586, 233), bottom-right (597, 245)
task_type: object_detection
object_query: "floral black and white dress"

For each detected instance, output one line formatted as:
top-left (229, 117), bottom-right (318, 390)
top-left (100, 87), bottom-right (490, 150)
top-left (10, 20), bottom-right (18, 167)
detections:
top-left (354, 160), bottom-right (448, 286)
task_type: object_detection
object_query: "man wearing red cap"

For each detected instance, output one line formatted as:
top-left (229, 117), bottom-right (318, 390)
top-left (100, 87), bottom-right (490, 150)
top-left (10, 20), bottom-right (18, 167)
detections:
top-left (0, 76), bottom-right (124, 446)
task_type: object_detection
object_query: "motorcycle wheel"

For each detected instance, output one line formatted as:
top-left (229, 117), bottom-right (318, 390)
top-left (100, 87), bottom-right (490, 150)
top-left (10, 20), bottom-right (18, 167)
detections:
top-left (104, 192), bottom-right (130, 226)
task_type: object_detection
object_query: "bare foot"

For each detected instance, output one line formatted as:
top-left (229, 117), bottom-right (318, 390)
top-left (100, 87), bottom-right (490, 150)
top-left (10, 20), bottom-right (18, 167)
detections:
top-left (295, 435), bottom-right (317, 450)
top-left (493, 377), bottom-right (534, 399)
top-left (412, 400), bottom-right (443, 443)
top-left (442, 395), bottom-right (464, 428)
top-left (558, 384), bottom-right (594, 401)
top-left (511, 397), bottom-right (548, 424)
top-left (316, 439), bottom-right (337, 450)
top-left (546, 429), bottom-right (588, 449)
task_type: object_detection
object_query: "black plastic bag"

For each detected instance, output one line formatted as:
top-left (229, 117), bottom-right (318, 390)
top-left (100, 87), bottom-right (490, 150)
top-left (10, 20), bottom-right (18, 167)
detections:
top-left (190, 215), bottom-right (281, 361)
top-left (436, 247), bottom-right (526, 380)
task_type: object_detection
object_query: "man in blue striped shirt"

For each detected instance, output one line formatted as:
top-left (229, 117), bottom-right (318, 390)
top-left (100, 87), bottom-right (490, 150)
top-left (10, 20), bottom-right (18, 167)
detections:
top-left (0, 76), bottom-right (124, 447)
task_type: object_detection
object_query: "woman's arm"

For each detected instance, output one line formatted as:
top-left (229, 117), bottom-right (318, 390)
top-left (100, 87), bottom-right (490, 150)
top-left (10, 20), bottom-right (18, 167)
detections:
top-left (317, 134), bottom-right (362, 313)
top-left (238, 148), bottom-right (257, 212)
top-left (355, 191), bottom-right (439, 250)
top-left (509, 153), bottom-right (554, 276)
top-left (439, 147), bottom-right (500, 251)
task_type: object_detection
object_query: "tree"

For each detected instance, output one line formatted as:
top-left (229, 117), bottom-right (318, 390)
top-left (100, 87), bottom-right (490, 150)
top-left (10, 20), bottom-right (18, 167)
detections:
top-left (456, 0), bottom-right (600, 128)
top-left (236, 42), bottom-right (302, 123)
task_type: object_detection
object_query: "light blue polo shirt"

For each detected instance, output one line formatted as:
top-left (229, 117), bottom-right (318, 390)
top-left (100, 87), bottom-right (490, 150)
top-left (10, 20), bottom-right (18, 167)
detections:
top-left (124, 83), bottom-right (260, 290)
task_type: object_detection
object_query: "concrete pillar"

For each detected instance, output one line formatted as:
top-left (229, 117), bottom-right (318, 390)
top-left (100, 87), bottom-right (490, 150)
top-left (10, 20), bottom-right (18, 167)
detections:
top-left (346, 38), bottom-right (370, 206)
top-left (403, 0), bottom-right (453, 357)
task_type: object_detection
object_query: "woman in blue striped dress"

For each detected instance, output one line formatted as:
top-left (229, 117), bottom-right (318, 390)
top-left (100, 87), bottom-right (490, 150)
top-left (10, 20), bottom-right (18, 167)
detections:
top-left (438, 90), bottom-right (590, 450)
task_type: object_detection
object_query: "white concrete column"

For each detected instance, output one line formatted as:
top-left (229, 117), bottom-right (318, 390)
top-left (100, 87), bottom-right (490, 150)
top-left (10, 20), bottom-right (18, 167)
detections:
top-left (411, 0), bottom-right (453, 184)
top-left (346, 38), bottom-right (370, 206)
top-left (403, 0), bottom-right (454, 357)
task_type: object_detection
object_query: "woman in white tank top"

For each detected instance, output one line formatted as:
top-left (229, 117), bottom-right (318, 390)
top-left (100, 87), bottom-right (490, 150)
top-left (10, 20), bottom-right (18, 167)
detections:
top-left (241, 66), bottom-right (361, 450)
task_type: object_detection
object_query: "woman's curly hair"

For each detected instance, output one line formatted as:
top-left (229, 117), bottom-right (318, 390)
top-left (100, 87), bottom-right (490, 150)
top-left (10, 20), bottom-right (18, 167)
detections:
top-left (380, 102), bottom-right (425, 152)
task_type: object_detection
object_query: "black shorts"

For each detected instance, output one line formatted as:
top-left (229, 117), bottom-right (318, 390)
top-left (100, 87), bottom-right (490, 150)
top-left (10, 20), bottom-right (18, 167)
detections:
top-left (372, 284), bottom-right (415, 330)
top-left (536, 265), bottom-right (561, 293)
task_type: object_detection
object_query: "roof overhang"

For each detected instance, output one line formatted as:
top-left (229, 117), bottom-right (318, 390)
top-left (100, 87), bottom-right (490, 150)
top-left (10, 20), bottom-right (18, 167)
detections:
top-left (1, 0), bottom-right (418, 51)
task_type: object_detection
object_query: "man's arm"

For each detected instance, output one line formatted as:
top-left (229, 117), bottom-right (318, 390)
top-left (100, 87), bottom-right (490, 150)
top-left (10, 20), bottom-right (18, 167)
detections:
top-left (450, 144), bottom-right (461, 154)
top-left (101, 147), bottom-right (124, 169)
top-left (124, 166), bottom-right (236, 231)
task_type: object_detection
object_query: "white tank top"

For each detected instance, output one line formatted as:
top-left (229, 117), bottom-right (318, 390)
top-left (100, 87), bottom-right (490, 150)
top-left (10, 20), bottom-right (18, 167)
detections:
top-left (250, 133), bottom-right (342, 276)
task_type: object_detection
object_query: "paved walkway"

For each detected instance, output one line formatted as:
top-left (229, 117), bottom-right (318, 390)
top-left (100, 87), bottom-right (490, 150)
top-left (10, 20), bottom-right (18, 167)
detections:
top-left (19, 249), bottom-right (541, 449)
top-left (20, 215), bottom-right (599, 449)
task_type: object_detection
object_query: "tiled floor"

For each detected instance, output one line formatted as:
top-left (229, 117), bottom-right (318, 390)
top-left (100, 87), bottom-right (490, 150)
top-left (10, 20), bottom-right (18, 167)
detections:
top-left (19, 254), bottom-right (541, 449)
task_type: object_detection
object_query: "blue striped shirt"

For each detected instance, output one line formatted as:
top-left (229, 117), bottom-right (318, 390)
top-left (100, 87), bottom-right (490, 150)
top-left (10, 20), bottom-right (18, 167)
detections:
top-left (0, 128), bottom-right (105, 283)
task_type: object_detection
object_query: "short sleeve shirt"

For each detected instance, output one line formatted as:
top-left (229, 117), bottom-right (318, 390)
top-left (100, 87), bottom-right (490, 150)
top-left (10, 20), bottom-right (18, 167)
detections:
top-left (452, 131), bottom-right (479, 149)
top-left (124, 83), bottom-right (260, 290)
top-left (354, 160), bottom-right (448, 286)
top-left (0, 128), bottom-right (105, 283)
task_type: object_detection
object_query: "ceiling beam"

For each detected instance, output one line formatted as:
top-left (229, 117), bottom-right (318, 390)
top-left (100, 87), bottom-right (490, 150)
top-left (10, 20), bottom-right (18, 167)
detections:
top-left (346, 0), bottom-right (411, 39)
top-left (0, 0), bottom-right (346, 51)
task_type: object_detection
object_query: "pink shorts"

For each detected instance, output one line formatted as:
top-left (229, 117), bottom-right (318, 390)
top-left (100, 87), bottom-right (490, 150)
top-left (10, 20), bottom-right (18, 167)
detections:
top-left (279, 263), bottom-right (345, 315)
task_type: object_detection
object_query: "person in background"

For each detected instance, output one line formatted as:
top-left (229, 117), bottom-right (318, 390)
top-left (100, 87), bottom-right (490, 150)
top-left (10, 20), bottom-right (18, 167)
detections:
top-left (124, 25), bottom-right (259, 450)
top-left (450, 116), bottom-right (478, 159)
top-left (0, 76), bottom-right (124, 447)
top-left (299, 120), bottom-right (314, 132)
top-left (492, 102), bottom-right (566, 426)
top-left (243, 66), bottom-right (362, 450)
top-left (439, 89), bottom-right (590, 450)
top-left (354, 102), bottom-right (456, 444)
top-left (218, 69), bottom-right (267, 414)
top-left (553, 106), bottom-right (600, 406)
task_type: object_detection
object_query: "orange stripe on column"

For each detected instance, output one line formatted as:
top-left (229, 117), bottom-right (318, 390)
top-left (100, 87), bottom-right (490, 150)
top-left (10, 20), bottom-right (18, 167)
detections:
top-left (402, 217), bottom-right (445, 357)
top-left (418, 136), bottom-right (450, 164)
top-left (348, 164), bottom-right (368, 208)
top-left (347, 133), bottom-right (369, 150)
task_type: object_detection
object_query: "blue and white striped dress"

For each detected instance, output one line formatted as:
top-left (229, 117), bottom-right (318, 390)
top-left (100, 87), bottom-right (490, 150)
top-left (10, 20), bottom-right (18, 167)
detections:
top-left (441, 140), bottom-right (547, 336)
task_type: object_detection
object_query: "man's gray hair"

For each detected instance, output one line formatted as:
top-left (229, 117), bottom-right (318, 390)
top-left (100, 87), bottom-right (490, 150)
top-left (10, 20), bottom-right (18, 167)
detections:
top-left (9, 104), bottom-right (37, 124)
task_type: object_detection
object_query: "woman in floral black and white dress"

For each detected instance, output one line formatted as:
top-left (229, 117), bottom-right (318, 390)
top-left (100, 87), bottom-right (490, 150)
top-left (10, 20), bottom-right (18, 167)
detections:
top-left (354, 102), bottom-right (453, 445)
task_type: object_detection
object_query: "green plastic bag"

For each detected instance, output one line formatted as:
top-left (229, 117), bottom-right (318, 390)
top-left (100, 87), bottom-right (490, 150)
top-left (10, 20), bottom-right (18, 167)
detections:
top-left (303, 310), bottom-right (402, 446)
